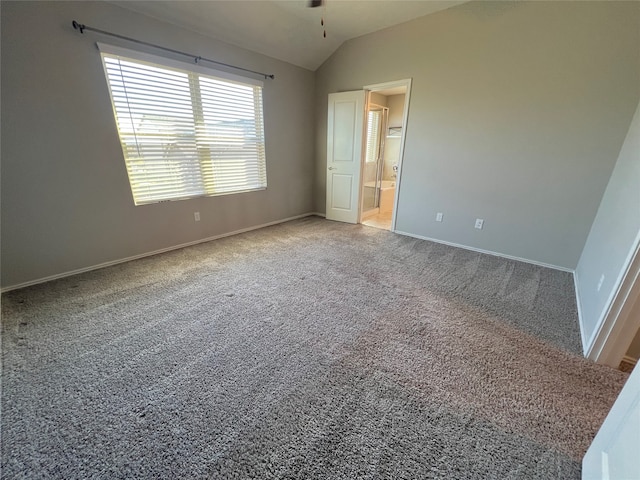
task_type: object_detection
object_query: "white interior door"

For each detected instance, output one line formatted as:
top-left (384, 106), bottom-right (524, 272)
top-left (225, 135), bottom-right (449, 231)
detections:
top-left (582, 365), bottom-right (640, 479)
top-left (326, 90), bottom-right (365, 223)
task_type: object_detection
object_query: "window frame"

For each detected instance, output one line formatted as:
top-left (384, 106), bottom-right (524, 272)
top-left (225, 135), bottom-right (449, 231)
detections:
top-left (98, 43), bottom-right (267, 206)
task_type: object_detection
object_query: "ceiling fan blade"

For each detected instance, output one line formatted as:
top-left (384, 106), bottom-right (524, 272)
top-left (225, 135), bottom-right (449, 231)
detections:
top-left (309, 0), bottom-right (323, 7)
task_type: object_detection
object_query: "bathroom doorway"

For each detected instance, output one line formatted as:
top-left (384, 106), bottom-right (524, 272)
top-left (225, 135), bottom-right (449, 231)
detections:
top-left (360, 81), bottom-right (410, 231)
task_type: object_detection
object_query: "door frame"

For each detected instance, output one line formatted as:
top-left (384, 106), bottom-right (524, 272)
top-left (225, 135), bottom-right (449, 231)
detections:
top-left (362, 79), bottom-right (412, 232)
top-left (586, 231), bottom-right (640, 367)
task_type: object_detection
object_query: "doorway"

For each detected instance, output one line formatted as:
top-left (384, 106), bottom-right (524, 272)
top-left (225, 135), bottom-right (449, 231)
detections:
top-left (360, 81), bottom-right (410, 231)
top-left (324, 80), bottom-right (411, 227)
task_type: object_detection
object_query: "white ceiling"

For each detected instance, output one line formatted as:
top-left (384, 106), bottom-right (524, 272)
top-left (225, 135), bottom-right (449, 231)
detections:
top-left (111, 1), bottom-right (466, 71)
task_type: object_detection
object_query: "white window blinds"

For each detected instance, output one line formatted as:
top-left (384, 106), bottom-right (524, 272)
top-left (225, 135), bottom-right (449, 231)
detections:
top-left (365, 110), bottom-right (381, 164)
top-left (98, 44), bottom-right (267, 205)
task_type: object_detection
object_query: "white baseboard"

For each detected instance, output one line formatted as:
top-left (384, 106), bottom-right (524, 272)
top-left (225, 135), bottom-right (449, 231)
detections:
top-left (393, 230), bottom-right (574, 273)
top-left (1, 212), bottom-right (318, 293)
top-left (584, 229), bottom-right (640, 366)
top-left (310, 212), bottom-right (326, 218)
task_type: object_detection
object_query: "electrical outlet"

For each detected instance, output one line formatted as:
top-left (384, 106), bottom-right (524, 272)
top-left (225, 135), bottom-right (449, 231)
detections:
top-left (597, 274), bottom-right (605, 292)
top-left (194, 212), bottom-right (200, 222)
top-left (436, 212), bottom-right (443, 222)
top-left (474, 218), bottom-right (484, 229)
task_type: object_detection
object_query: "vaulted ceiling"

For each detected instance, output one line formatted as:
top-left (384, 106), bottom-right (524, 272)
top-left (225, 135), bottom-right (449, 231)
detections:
top-left (111, 1), bottom-right (466, 70)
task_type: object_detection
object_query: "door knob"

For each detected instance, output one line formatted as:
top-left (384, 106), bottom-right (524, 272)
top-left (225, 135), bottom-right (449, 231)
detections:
top-left (328, 167), bottom-right (337, 170)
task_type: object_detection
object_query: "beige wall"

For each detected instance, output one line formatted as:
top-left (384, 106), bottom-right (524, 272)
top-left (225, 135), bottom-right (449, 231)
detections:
top-left (369, 92), bottom-right (387, 108)
top-left (1, 1), bottom-right (316, 288)
top-left (387, 94), bottom-right (405, 129)
top-left (314, 1), bottom-right (640, 269)
top-left (383, 94), bottom-right (405, 181)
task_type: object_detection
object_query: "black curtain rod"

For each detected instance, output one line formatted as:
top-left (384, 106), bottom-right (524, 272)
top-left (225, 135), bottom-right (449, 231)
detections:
top-left (71, 20), bottom-right (275, 80)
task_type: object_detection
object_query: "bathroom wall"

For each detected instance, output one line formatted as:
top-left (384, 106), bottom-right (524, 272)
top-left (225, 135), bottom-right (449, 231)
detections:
top-left (387, 94), bottom-right (405, 128)
top-left (370, 92), bottom-right (388, 108)
top-left (383, 94), bottom-right (405, 181)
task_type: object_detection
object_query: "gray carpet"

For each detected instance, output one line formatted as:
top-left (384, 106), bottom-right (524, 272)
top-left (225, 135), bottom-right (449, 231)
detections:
top-left (1, 216), bottom-right (628, 478)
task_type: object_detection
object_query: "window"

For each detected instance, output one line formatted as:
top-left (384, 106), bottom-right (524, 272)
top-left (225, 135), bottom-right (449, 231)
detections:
top-left (365, 110), bottom-right (382, 164)
top-left (98, 44), bottom-right (267, 205)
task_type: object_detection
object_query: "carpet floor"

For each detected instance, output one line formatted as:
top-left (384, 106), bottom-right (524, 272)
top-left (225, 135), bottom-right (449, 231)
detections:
top-left (1, 216), bottom-right (628, 478)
